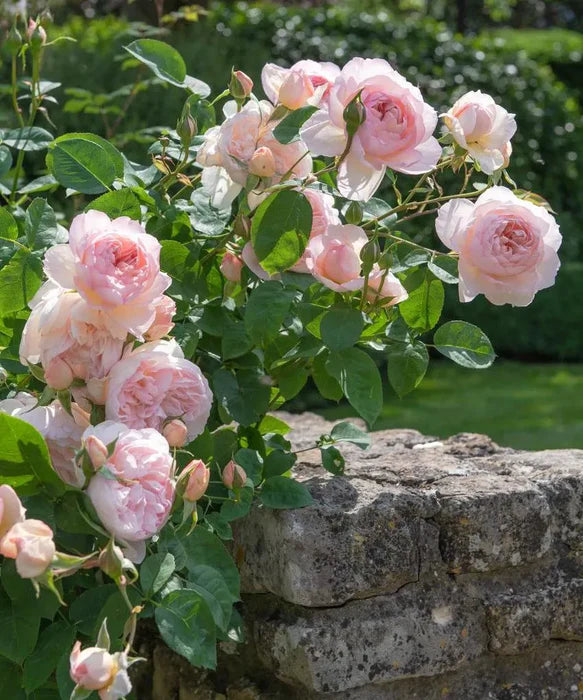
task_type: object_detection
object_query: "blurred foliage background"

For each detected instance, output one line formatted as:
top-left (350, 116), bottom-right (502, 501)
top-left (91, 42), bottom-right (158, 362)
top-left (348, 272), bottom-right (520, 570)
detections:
top-left (1, 0), bottom-right (582, 446)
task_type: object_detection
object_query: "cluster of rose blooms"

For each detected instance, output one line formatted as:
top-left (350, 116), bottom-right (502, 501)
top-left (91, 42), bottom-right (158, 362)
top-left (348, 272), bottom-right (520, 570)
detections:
top-left (0, 56), bottom-right (563, 699)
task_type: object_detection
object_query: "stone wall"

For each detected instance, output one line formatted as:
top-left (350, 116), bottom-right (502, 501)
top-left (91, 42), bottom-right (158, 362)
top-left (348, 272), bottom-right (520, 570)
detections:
top-left (147, 413), bottom-right (583, 699)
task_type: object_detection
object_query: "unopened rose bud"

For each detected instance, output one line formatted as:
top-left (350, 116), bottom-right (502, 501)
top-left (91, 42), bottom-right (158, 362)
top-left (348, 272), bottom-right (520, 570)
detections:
top-left (162, 419), bottom-right (188, 448)
top-left (343, 98), bottom-right (366, 136)
top-left (98, 541), bottom-right (124, 580)
top-left (27, 19), bottom-right (47, 47)
top-left (220, 251), bottom-right (243, 283)
top-left (345, 200), bottom-right (363, 225)
top-left (176, 114), bottom-right (197, 147)
top-left (360, 239), bottom-right (380, 268)
top-left (222, 460), bottom-right (247, 490)
top-left (248, 146), bottom-right (276, 178)
top-left (5, 25), bottom-right (23, 56)
top-left (233, 213), bottom-right (251, 238)
top-left (44, 358), bottom-right (73, 391)
top-left (183, 459), bottom-right (210, 502)
top-left (279, 70), bottom-right (313, 110)
top-left (84, 435), bottom-right (108, 470)
top-left (230, 69), bottom-right (253, 100)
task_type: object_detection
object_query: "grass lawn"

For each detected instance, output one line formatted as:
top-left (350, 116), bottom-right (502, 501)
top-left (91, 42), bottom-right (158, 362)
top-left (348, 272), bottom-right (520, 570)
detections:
top-left (317, 361), bottom-right (583, 451)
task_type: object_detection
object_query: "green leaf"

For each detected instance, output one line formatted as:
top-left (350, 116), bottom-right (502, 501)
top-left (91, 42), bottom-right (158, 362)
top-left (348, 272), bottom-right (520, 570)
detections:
top-left (273, 364), bottom-right (308, 400)
top-left (320, 306), bottom-right (364, 351)
top-left (250, 190), bottom-right (312, 274)
top-left (69, 584), bottom-right (118, 636)
top-left (263, 450), bottom-right (296, 478)
top-left (56, 652), bottom-right (76, 700)
top-left (2, 127), bottom-right (53, 152)
top-left (221, 320), bottom-right (253, 360)
top-left (155, 589), bottom-right (217, 668)
top-left (273, 106), bottom-right (318, 144)
top-left (234, 448), bottom-right (263, 485)
top-left (188, 564), bottom-right (235, 631)
top-left (326, 348), bottom-right (383, 426)
top-left (312, 351), bottom-right (343, 401)
top-left (141, 553), bottom-right (176, 596)
top-left (0, 249), bottom-right (42, 314)
top-left (434, 321), bottom-right (495, 369)
top-left (330, 421), bottom-right (371, 449)
top-left (204, 512), bottom-right (233, 540)
top-left (0, 594), bottom-right (40, 663)
top-left (220, 485), bottom-right (254, 522)
top-left (0, 207), bottom-right (18, 241)
top-left (427, 255), bottom-right (459, 284)
top-left (47, 133), bottom-right (123, 194)
top-left (399, 270), bottom-right (444, 332)
top-left (387, 340), bottom-right (429, 397)
top-left (212, 368), bottom-right (271, 426)
top-left (0, 414), bottom-right (65, 495)
top-left (1, 560), bottom-right (59, 620)
top-left (260, 476), bottom-right (313, 509)
top-left (190, 190), bottom-right (231, 236)
top-left (24, 198), bottom-right (59, 249)
top-left (320, 445), bottom-right (345, 475)
top-left (22, 621), bottom-right (75, 693)
top-left (0, 146), bottom-right (13, 176)
top-left (0, 657), bottom-right (25, 700)
top-left (87, 189), bottom-right (141, 220)
top-left (245, 281), bottom-right (295, 343)
top-left (124, 39), bottom-right (187, 87)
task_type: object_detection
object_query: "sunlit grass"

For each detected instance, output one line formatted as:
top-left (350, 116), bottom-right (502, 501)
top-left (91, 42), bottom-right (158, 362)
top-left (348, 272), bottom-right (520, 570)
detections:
top-left (318, 361), bottom-right (583, 450)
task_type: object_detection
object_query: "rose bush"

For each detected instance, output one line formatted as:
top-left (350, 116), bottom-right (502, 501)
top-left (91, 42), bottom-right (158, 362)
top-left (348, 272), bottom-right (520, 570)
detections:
top-left (0, 14), bottom-right (562, 699)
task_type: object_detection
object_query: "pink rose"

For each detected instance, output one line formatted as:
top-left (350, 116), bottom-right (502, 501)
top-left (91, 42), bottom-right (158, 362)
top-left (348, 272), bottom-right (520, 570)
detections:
top-left (305, 224), bottom-right (368, 292)
top-left (70, 642), bottom-right (132, 699)
top-left (365, 266), bottom-right (408, 307)
top-left (436, 186), bottom-right (562, 306)
top-left (0, 519), bottom-right (55, 578)
top-left (183, 459), bottom-right (210, 502)
top-left (248, 146), bottom-right (277, 178)
top-left (220, 251), bottom-right (244, 283)
top-left (262, 60), bottom-right (340, 108)
top-left (85, 421), bottom-right (175, 562)
top-left (443, 91), bottom-right (516, 175)
top-left (20, 282), bottom-right (124, 386)
top-left (43, 211), bottom-right (170, 339)
top-left (144, 295), bottom-right (176, 341)
top-left (0, 485), bottom-right (26, 540)
top-left (301, 58), bottom-right (441, 201)
top-left (105, 340), bottom-right (212, 440)
top-left (0, 393), bottom-right (86, 487)
top-left (162, 418), bottom-right (188, 448)
top-left (197, 100), bottom-right (312, 208)
top-left (231, 69), bottom-right (254, 99)
top-left (222, 460), bottom-right (247, 490)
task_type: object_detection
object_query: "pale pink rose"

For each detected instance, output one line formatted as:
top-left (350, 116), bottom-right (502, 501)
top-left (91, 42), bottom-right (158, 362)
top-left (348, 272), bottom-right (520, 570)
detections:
top-left (301, 57), bottom-right (441, 201)
top-left (162, 419), bottom-right (188, 448)
top-left (248, 146), bottom-right (276, 177)
top-left (0, 485), bottom-right (26, 540)
top-left (84, 435), bottom-right (108, 469)
top-left (197, 100), bottom-right (312, 208)
top-left (262, 60), bottom-right (340, 108)
top-left (0, 519), bottom-right (55, 578)
top-left (105, 340), bottom-right (212, 441)
top-left (220, 251), bottom-right (244, 282)
top-left (0, 393), bottom-right (85, 487)
top-left (243, 188), bottom-right (341, 277)
top-left (436, 186), bottom-right (562, 306)
top-left (365, 266), bottom-right (408, 306)
top-left (183, 459), bottom-right (210, 502)
top-left (43, 211), bottom-right (170, 339)
top-left (144, 295), bottom-right (176, 341)
top-left (70, 643), bottom-right (132, 699)
top-left (20, 283), bottom-right (124, 386)
top-left (443, 91), bottom-right (516, 175)
top-left (305, 224), bottom-right (368, 292)
top-left (85, 422), bottom-right (175, 561)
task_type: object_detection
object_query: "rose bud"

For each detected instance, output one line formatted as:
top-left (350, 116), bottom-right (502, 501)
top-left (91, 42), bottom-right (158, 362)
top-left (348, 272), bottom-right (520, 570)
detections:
top-left (27, 18), bottom-right (47, 46)
top-left (0, 519), bottom-right (55, 579)
top-left (44, 357), bottom-right (74, 391)
top-left (220, 251), bottom-right (243, 283)
top-left (98, 541), bottom-right (125, 580)
top-left (230, 69), bottom-right (253, 100)
top-left (84, 435), bottom-right (109, 469)
top-left (183, 459), bottom-right (210, 502)
top-left (248, 146), bottom-right (276, 178)
top-left (162, 419), bottom-right (188, 448)
top-left (222, 460), bottom-right (247, 490)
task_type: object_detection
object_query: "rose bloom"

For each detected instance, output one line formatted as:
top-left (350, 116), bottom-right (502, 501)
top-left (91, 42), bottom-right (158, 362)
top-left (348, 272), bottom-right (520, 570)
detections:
top-left (365, 266), bottom-right (408, 307)
top-left (70, 643), bottom-right (132, 700)
top-left (0, 393), bottom-right (87, 487)
top-left (144, 295), bottom-right (176, 341)
top-left (105, 340), bottom-right (212, 441)
top-left (305, 224), bottom-right (368, 292)
top-left (20, 282), bottom-right (124, 388)
top-left (242, 188), bottom-right (341, 278)
top-left (0, 519), bottom-right (55, 578)
top-left (262, 60), bottom-right (340, 109)
top-left (0, 484), bottom-right (25, 540)
top-left (443, 91), bottom-right (516, 175)
top-left (197, 100), bottom-right (312, 208)
top-left (85, 421), bottom-right (175, 563)
top-left (301, 58), bottom-right (441, 201)
top-left (436, 186), bottom-right (562, 306)
top-left (43, 211), bottom-right (170, 339)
